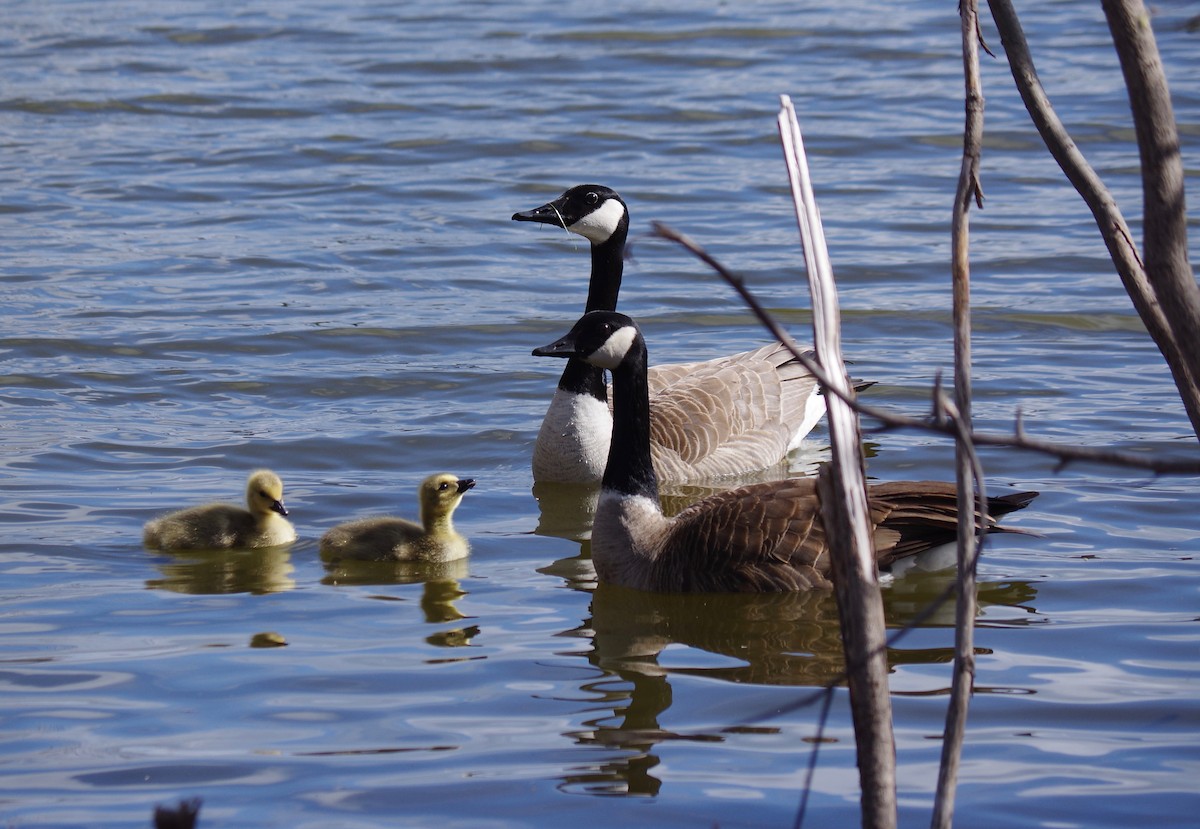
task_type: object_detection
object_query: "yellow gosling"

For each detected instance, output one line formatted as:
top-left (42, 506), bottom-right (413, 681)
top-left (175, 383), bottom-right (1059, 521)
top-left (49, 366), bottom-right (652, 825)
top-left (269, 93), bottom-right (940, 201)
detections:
top-left (320, 473), bottom-right (476, 562)
top-left (143, 470), bottom-right (296, 551)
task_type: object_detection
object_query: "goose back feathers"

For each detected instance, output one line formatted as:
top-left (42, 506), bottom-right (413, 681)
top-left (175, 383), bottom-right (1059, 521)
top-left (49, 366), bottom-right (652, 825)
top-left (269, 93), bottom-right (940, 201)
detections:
top-left (514, 184), bottom-right (823, 484)
top-left (534, 311), bottom-right (1036, 593)
top-left (320, 473), bottom-right (475, 562)
top-left (143, 469), bottom-right (295, 551)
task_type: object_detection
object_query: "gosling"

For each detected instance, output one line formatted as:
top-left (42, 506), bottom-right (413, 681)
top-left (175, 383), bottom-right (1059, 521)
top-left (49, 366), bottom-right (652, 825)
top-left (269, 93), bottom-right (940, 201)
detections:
top-left (143, 470), bottom-right (296, 551)
top-left (319, 473), bottom-right (476, 562)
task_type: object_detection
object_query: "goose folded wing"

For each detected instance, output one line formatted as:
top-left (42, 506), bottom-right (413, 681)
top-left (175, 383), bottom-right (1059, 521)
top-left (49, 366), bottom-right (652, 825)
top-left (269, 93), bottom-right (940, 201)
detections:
top-left (652, 479), bottom-right (834, 592)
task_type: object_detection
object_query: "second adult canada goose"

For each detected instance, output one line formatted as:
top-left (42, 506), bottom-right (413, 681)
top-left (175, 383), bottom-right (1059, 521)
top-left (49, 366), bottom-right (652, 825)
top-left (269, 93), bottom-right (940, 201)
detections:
top-left (533, 311), bottom-right (1036, 593)
top-left (513, 184), bottom-right (825, 484)
top-left (143, 469), bottom-right (296, 551)
top-left (319, 473), bottom-right (476, 562)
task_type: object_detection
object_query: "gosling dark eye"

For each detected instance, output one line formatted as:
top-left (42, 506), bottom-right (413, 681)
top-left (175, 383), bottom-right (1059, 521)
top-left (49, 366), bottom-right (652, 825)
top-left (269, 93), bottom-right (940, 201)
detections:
top-left (585, 192), bottom-right (599, 205)
top-left (438, 482), bottom-right (450, 491)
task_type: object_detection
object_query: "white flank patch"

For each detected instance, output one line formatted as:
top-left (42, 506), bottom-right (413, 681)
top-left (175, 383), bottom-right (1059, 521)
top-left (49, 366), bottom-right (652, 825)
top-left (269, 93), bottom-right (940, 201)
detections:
top-left (789, 386), bottom-right (827, 451)
top-left (568, 198), bottom-right (625, 244)
top-left (589, 325), bottom-right (638, 370)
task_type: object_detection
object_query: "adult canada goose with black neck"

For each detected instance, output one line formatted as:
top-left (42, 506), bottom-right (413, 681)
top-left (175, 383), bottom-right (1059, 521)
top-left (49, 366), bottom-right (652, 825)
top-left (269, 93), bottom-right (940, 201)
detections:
top-left (513, 184), bottom-right (825, 484)
top-left (320, 473), bottom-right (476, 562)
top-left (533, 311), bottom-right (1036, 593)
top-left (143, 469), bottom-right (296, 551)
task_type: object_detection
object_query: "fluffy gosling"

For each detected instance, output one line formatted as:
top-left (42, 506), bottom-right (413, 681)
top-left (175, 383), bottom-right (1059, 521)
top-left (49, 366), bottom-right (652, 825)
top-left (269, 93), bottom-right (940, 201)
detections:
top-left (143, 469), bottom-right (296, 551)
top-left (320, 473), bottom-right (476, 562)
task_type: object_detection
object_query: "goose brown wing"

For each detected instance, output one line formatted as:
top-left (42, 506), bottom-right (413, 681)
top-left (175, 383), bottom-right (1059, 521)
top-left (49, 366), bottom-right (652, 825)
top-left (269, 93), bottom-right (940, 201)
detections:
top-left (865, 481), bottom-right (1037, 568)
top-left (647, 355), bottom-right (796, 470)
top-left (650, 479), bottom-right (1037, 592)
top-left (653, 478), bottom-right (833, 592)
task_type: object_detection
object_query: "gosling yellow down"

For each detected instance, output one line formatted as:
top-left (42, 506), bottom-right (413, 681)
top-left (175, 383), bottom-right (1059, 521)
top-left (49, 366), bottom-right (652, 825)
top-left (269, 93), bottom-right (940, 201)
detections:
top-left (320, 473), bottom-right (476, 562)
top-left (143, 470), bottom-right (296, 551)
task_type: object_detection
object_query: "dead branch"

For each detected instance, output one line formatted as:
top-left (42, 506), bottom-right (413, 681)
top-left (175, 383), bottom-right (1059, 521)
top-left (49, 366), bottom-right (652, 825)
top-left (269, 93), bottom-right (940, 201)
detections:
top-left (779, 95), bottom-right (897, 829)
top-left (935, 1), bottom-right (988, 825)
top-left (986, 0), bottom-right (1200, 439)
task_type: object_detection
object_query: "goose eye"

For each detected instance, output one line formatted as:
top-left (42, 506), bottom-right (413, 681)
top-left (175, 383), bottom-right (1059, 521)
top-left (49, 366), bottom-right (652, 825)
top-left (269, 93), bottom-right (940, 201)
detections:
top-left (438, 482), bottom-right (450, 491)
top-left (585, 192), bottom-right (599, 205)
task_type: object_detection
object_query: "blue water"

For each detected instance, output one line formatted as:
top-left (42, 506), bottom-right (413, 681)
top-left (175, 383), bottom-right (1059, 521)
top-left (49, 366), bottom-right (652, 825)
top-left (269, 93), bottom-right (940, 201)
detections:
top-left (2, 1), bottom-right (1198, 827)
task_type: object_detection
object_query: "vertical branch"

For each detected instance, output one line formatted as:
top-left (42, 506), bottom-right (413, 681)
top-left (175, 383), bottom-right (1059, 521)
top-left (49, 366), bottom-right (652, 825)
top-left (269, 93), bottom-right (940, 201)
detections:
top-left (1101, 0), bottom-right (1200, 399)
top-left (987, 0), bottom-right (1200, 438)
top-left (932, 3), bottom-right (987, 827)
top-left (779, 96), bottom-right (896, 829)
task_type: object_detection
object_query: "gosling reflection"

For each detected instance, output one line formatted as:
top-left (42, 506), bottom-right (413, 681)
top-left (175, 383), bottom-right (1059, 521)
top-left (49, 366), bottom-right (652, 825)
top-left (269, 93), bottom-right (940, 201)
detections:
top-left (320, 556), bottom-right (477, 647)
top-left (146, 545), bottom-right (296, 595)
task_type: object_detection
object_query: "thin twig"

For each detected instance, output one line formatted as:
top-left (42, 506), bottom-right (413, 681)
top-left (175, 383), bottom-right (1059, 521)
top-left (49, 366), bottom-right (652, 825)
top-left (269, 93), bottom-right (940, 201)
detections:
top-left (794, 686), bottom-right (836, 829)
top-left (935, 1), bottom-right (988, 824)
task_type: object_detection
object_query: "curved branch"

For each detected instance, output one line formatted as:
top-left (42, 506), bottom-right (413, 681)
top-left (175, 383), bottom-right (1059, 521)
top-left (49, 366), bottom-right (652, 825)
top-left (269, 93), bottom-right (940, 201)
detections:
top-left (986, 0), bottom-right (1200, 439)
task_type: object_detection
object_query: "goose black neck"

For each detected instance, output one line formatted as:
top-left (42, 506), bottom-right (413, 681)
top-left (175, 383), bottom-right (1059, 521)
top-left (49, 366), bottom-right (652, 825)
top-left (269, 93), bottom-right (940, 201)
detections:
top-left (556, 355), bottom-right (608, 399)
top-left (559, 229), bottom-right (626, 401)
top-left (583, 229), bottom-right (626, 314)
top-left (603, 340), bottom-right (658, 500)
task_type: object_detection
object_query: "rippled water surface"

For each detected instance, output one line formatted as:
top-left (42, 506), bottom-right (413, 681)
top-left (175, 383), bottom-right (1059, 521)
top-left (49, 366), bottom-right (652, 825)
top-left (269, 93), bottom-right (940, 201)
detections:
top-left (2, 1), bottom-right (1199, 827)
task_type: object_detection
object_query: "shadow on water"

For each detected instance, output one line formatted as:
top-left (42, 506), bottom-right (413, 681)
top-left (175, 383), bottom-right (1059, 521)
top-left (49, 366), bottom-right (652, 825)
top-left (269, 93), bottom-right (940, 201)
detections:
top-left (145, 544), bottom-right (297, 595)
top-left (554, 575), bottom-right (1041, 796)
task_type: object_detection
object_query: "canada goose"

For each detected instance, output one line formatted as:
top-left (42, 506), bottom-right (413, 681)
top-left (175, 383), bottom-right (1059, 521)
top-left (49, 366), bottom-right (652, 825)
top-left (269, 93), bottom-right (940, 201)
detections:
top-left (143, 469), bottom-right (296, 551)
top-left (513, 184), bottom-right (825, 484)
top-left (319, 473), bottom-right (476, 562)
top-left (533, 311), bottom-right (1036, 593)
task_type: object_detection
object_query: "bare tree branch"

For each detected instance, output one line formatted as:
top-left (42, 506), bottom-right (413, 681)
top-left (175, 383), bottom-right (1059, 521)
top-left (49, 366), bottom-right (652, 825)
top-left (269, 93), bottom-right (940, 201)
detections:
top-left (986, 0), bottom-right (1200, 439)
top-left (935, 1), bottom-right (988, 823)
top-left (778, 96), bottom-right (897, 829)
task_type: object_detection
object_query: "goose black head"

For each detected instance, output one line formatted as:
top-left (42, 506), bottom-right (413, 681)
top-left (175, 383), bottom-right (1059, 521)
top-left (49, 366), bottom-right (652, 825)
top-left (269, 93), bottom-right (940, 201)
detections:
top-left (532, 311), bottom-right (642, 371)
top-left (512, 184), bottom-right (628, 245)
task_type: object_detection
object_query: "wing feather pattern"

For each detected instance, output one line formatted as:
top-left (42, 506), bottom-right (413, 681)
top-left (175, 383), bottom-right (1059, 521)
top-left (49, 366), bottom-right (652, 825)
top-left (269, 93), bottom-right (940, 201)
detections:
top-left (633, 479), bottom-right (1036, 593)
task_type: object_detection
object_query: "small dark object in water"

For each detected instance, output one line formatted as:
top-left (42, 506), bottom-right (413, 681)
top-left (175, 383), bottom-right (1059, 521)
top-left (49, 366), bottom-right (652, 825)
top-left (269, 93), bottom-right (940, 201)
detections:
top-left (154, 798), bottom-right (201, 829)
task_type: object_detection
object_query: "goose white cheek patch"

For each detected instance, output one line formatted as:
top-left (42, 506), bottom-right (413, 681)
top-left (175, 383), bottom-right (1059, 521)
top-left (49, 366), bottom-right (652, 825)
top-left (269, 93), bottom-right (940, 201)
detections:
top-left (568, 198), bottom-right (625, 244)
top-left (590, 325), bottom-right (638, 369)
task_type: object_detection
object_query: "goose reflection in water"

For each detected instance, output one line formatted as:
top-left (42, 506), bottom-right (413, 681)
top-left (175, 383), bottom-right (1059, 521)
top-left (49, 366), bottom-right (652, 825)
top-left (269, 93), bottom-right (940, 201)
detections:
top-left (556, 576), bottom-right (1040, 796)
top-left (145, 544), bottom-right (296, 595)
